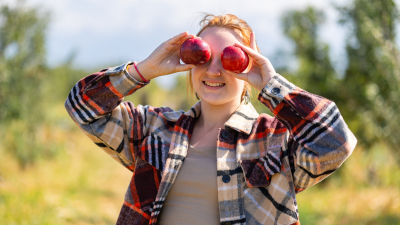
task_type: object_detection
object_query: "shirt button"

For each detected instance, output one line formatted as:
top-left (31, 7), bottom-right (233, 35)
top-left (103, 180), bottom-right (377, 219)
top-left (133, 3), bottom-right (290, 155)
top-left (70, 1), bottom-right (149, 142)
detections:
top-left (221, 130), bottom-right (230, 140)
top-left (222, 175), bottom-right (231, 183)
top-left (271, 87), bottom-right (280, 95)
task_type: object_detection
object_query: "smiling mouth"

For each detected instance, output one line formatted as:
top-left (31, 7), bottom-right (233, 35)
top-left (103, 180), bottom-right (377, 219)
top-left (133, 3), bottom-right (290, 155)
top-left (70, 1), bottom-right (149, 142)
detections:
top-left (203, 81), bottom-right (226, 87)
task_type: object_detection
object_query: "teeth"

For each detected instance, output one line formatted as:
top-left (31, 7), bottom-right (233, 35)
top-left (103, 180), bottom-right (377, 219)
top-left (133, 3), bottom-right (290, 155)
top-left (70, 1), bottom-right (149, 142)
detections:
top-left (205, 81), bottom-right (225, 87)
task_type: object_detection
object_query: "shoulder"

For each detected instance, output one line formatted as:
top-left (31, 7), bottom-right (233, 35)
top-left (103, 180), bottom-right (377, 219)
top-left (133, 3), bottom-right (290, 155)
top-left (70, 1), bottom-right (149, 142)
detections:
top-left (116, 102), bottom-right (184, 136)
top-left (122, 103), bottom-right (184, 122)
top-left (252, 113), bottom-right (287, 134)
top-left (236, 113), bottom-right (289, 160)
top-left (227, 103), bottom-right (287, 137)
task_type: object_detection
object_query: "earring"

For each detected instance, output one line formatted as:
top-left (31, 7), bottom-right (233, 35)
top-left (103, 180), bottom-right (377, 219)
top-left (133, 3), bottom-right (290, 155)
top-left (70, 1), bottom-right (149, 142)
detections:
top-left (195, 92), bottom-right (200, 100)
top-left (242, 90), bottom-right (250, 105)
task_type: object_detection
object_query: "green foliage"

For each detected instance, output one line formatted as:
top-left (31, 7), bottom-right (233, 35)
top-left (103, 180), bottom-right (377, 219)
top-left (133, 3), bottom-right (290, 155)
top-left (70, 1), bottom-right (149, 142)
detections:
top-left (281, 1), bottom-right (400, 158)
top-left (0, 3), bottom-right (89, 167)
top-left (338, 0), bottom-right (400, 150)
top-left (282, 7), bottom-right (339, 102)
top-left (0, 3), bottom-right (48, 122)
top-left (0, 3), bottom-right (51, 167)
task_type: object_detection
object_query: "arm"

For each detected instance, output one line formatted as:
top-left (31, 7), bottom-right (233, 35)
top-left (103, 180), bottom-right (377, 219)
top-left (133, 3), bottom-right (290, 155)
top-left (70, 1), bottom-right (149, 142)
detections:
top-left (65, 63), bottom-right (153, 171)
top-left (258, 74), bottom-right (357, 192)
top-left (65, 32), bottom-right (196, 171)
top-left (228, 32), bottom-right (357, 192)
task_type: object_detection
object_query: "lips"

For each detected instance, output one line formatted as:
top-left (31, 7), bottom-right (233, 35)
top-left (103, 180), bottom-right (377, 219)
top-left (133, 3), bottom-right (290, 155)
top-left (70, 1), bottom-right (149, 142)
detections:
top-left (203, 81), bottom-right (226, 87)
top-left (203, 81), bottom-right (226, 90)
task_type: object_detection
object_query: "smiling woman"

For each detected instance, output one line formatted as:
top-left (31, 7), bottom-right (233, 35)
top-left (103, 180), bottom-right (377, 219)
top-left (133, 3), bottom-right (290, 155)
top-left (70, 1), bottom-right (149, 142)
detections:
top-left (65, 13), bottom-right (357, 225)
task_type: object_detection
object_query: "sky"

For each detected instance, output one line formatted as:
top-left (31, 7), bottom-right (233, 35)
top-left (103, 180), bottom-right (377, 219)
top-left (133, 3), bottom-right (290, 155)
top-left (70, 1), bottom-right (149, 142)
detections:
top-left (1, 0), bottom-right (382, 88)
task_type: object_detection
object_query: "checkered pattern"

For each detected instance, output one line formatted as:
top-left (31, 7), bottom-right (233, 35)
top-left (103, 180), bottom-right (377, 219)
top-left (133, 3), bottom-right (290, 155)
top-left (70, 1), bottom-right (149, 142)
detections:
top-left (65, 62), bottom-right (357, 225)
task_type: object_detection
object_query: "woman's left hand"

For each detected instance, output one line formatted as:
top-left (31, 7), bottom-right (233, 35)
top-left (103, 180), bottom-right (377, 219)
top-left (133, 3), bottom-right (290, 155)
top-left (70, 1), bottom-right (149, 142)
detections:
top-left (227, 32), bottom-right (276, 92)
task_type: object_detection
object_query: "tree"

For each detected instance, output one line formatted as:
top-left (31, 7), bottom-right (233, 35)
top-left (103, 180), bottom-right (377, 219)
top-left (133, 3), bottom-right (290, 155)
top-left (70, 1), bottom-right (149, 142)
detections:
top-left (338, 0), bottom-right (400, 149)
top-left (281, 1), bottom-right (400, 156)
top-left (0, 2), bottom-right (50, 167)
top-left (282, 7), bottom-right (340, 102)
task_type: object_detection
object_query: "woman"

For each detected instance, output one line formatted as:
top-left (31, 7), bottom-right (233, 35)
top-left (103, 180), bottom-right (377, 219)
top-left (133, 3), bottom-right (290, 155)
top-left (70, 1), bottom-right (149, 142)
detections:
top-left (65, 14), bottom-right (357, 225)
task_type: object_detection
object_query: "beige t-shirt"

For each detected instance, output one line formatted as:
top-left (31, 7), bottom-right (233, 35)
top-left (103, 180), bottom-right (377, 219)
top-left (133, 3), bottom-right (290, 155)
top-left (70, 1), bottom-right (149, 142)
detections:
top-left (157, 145), bottom-right (220, 225)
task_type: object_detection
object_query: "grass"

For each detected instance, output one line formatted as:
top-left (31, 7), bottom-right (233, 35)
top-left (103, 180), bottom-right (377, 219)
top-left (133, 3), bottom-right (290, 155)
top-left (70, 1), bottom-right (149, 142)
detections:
top-left (0, 126), bottom-right (132, 225)
top-left (1, 106), bottom-right (400, 224)
top-left (296, 146), bottom-right (400, 225)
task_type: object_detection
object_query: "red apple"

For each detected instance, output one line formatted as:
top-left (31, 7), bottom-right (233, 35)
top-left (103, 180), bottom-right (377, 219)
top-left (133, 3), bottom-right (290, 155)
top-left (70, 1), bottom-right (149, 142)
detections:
top-left (221, 46), bottom-right (249, 73)
top-left (180, 38), bottom-right (211, 65)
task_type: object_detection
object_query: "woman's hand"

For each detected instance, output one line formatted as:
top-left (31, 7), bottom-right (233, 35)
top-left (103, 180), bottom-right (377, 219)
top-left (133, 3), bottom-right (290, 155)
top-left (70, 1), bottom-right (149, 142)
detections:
top-left (227, 32), bottom-right (277, 92)
top-left (130, 32), bottom-right (197, 81)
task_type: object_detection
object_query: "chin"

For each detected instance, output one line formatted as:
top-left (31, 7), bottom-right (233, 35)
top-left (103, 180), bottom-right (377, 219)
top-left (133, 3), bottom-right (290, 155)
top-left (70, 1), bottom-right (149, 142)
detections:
top-left (200, 95), bottom-right (238, 106)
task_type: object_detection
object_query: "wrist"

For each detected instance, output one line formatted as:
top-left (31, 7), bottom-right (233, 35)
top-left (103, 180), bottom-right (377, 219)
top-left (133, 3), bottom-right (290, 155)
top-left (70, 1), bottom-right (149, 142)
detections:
top-left (127, 61), bottom-right (153, 82)
top-left (255, 84), bottom-right (265, 92)
top-left (255, 76), bottom-right (272, 92)
top-left (136, 61), bottom-right (155, 81)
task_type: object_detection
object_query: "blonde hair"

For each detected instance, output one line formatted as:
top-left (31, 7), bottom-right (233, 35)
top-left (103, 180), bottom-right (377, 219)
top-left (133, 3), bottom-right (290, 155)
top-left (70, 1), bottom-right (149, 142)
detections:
top-left (187, 14), bottom-right (258, 102)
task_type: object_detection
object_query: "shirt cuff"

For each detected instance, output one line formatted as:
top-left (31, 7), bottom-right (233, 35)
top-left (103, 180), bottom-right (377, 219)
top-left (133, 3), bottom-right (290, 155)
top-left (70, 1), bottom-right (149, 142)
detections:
top-left (258, 74), bottom-right (297, 111)
top-left (107, 61), bottom-right (150, 96)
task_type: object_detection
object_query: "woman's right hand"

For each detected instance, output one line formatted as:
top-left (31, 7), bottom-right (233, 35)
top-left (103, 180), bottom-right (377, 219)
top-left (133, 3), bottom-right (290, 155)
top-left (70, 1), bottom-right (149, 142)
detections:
top-left (129, 32), bottom-right (197, 81)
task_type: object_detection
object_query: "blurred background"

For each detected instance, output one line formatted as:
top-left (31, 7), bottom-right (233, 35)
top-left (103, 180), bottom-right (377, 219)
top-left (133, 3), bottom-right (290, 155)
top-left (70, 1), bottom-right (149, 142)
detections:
top-left (1, 0), bottom-right (400, 224)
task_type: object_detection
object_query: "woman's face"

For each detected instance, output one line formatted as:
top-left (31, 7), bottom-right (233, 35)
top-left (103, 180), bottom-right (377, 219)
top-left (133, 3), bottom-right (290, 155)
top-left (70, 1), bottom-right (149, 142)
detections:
top-left (192, 27), bottom-right (246, 106)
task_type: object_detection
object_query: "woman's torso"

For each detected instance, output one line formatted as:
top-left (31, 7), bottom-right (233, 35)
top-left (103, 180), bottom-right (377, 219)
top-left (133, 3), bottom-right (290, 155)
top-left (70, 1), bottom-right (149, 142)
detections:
top-left (156, 145), bottom-right (220, 224)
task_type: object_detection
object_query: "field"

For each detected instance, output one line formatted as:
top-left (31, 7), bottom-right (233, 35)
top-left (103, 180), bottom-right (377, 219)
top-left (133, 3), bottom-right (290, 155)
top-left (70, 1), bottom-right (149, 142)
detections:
top-left (1, 104), bottom-right (399, 225)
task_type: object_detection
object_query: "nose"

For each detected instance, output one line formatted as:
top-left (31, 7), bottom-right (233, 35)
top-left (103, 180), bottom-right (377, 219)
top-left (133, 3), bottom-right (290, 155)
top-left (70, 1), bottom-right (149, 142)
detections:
top-left (205, 57), bottom-right (222, 77)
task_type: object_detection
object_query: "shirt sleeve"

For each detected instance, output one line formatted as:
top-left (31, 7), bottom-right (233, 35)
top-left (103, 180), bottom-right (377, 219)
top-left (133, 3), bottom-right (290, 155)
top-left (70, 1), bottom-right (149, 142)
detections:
top-left (258, 74), bottom-right (357, 193)
top-left (64, 62), bottom-right (167, 171)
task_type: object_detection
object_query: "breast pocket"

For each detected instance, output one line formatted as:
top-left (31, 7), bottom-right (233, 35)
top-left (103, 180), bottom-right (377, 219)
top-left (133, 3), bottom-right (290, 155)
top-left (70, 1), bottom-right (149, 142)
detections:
top-left (239, 148), bottom-right (282, 187)
top-left (136, 132), bottom-right (170, 172)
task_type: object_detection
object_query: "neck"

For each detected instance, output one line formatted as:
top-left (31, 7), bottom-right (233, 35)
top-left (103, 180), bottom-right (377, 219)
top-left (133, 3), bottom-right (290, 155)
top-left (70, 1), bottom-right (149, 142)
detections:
top-left (197, 99), bottom-right (241, 131)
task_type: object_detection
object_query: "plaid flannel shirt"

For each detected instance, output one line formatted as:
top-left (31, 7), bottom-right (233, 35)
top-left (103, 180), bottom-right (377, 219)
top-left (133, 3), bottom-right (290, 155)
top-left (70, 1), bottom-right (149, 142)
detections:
top-left (65, 62), bottom-right (357, 225)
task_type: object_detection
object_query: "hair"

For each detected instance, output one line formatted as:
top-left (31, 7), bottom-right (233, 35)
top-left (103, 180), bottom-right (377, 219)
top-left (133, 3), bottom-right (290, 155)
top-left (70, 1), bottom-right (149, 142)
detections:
top-left (187, 14), bottom-right (259, 102)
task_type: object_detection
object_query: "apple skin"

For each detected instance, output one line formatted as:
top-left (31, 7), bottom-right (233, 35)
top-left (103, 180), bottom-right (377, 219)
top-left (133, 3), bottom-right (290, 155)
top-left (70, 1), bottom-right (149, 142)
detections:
top-left (180, 38), bottom-right (211, 65)
top-left (221, 46), bottom-right (249, 73)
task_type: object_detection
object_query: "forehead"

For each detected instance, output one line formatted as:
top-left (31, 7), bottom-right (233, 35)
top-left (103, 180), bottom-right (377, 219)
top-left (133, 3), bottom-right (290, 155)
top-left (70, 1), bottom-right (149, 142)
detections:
top-left (199, 27), bottom-right (244, 50)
